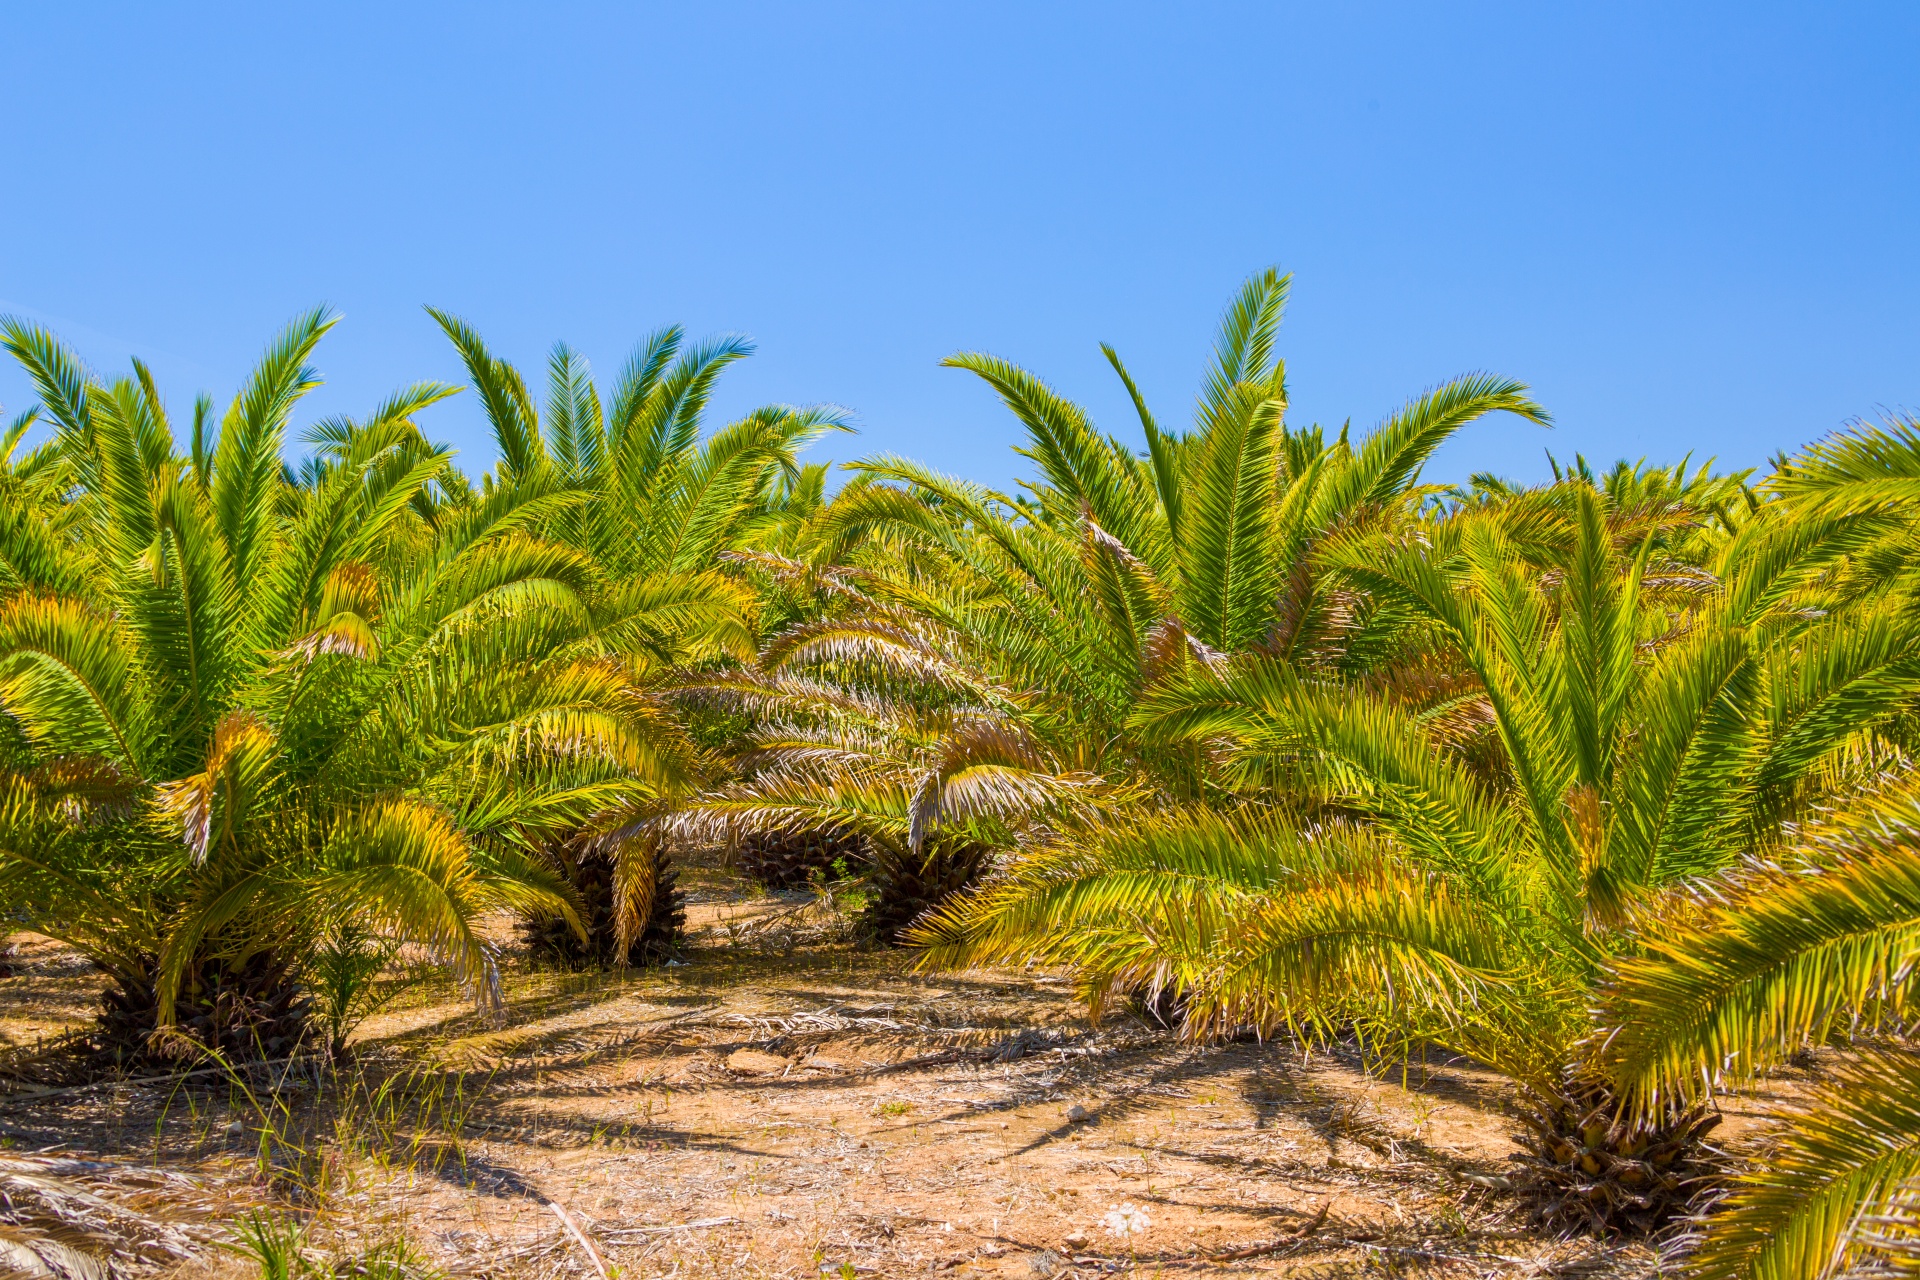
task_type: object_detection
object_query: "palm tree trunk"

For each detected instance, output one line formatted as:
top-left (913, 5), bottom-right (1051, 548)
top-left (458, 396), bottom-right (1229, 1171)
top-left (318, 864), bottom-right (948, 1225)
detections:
top-left (92, 951), bottom-right (312, 1069)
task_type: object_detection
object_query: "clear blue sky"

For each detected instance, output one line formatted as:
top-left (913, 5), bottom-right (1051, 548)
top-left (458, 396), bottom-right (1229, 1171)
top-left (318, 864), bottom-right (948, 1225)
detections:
top-left (2, 3), bottom-right (1914, 488)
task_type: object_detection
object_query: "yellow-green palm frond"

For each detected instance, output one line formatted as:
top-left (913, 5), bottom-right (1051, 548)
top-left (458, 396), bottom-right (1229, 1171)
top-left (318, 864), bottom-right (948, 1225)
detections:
top-left (720, 546), bottom-right (880, 611)
top-left (457, 697), bottom-right (696, 798)
top-left (0, 455), bottom-right (90, 597)
top-left (1768, 414), bottom-right (1920, 513)
top-left (1308, 374), bottom-right (1548, 533)
top-left (308, 798), bottom-right (575, 1008)
top-left (592, 569), bottom-right (756, 667)
top-left (939, 351), bottom-right (1174, 582)
top-left (447, 774), bottom-right (646, 850)
top-left (911, 805), bottom-right (1539, 1057)
top-left (0, 593), bottom-right (144, 765)
top-left (1132, 658), bottom-right (1520, 894)
top-left (154, 711), bottom-right (279, 865)
top-left (306, 800), bottom-right (489, 1000)
top-left (262, 435), bottom-right (449, 644)
top-left (407, 532), bottom-right (596, 639)
top-left (1600, 779), bottom-right (1920, 1117)
top-left (428, 307), bottom-right (547, 487)
top-left (542, 341), bottom-right (605, 486)
top-left (1187, 843), bottom-right (1535, 1052)
top-left (211, 307), bottom-right (337, 611)
top-left (1682, 1048), bottom-right (1920, 1280)
top-left (638, 403), bottom-right (851, 574)
top-left (1175, 375), bottom-right (1286, 653)
top-left (1201, 267), bottom-right (1290, 421)
top-left (909, 803), bottom-right (1302, 974)
top-left (1080, 517), bottom-right (1174, 684)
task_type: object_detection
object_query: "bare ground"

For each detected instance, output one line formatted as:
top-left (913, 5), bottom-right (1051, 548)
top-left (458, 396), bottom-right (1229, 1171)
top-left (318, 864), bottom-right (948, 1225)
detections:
top-left (0, 882), bottom-right (1803, 1280)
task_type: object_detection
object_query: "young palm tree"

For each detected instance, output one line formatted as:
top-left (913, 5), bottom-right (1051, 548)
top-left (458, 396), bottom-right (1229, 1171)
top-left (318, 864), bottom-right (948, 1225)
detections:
top-left (426, 313), bottom-right (851, 963)
top-left (0, 313), bottom-right (679, 1063)
top-left (916, 457), bottom-right (1920, 1234)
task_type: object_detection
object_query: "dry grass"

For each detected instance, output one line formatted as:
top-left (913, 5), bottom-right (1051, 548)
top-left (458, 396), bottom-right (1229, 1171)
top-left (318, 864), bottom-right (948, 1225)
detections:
top-left (0, 881), bottom-right (1812, 1280)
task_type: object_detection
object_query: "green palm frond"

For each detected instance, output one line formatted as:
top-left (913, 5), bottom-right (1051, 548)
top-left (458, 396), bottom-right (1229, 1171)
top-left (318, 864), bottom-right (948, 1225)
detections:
top-left (1100, 343), bottom-right (1186, 541)
top-left (1178, 377), bottom-right (1287, 651)
top-left (544, 342), bottom-right (605, 483)
top-left (1308, 374), bottom-right (1548, 529)
top-left (213, 307), bottom-right (336, 606)
top-left (0, 317), bottom-right (96, 480)
top-left (912, 805), bottom-right (1563, 1068)
top-left (0, 593), bottom-right (143, 764)
top-left (308, 798), bottom-right (569, 1007)
top-left (428, 307), bottom-right (546, 484)
top-left (943, 351), bottom-right (1172, 579)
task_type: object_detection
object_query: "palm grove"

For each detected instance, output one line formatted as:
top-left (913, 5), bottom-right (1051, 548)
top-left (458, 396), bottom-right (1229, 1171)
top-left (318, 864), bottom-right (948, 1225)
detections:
top-left (3, 273), bottom-right (1918, 1280)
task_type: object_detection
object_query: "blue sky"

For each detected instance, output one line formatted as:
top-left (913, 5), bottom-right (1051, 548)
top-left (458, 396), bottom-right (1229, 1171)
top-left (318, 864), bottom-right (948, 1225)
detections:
top-left (2, 3), bottom-right (1914, 489)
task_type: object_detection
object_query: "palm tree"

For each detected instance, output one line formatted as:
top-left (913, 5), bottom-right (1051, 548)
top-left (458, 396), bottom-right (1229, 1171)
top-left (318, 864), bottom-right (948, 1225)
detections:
top-left (701, 270), bottom-right (1542, 930)
top-left (916, 451), bottom-right (1920, 1234)
top-left (0, 312), bottom-right (677, 1062)
top-left (423, 312), bottom-right (851, 964)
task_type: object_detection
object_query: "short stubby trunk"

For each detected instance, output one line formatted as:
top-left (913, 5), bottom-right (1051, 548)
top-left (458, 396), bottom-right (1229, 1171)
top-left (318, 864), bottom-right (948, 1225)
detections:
top-left (93, 951), bottom-right (313, 1069)
top-left (860, 839), bottom-right (994, 948)
top-left (1509, 1069), bottom-right (1722, 1237)
top-left (735, 828), bottom-right (866, 890)
top-left (521, 844), bottom-right (687, 969)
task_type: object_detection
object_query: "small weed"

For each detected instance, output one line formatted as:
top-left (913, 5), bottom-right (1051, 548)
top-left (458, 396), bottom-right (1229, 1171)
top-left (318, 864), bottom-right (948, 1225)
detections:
top-left (1430, 1197), bottom-right (1472, 1240)
top-left (333, 1234), bottom-right (442, 1280)
top-left (229, 1212), bottom-right (311, 1280)
top-left (872, 1100), bottom-right (912, 1117)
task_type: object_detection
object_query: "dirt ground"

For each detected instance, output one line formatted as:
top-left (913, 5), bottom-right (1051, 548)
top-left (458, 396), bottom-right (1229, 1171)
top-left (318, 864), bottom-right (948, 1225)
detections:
top-left (0, 880), bottom-right (1799, 1280)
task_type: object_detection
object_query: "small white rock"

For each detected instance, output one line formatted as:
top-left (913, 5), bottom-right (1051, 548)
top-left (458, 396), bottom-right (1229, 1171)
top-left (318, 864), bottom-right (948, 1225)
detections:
top-left (1062, 1230), bottom-right (1090, 1250)
top-left (1065, 1104), bottom-right (1090, 1123)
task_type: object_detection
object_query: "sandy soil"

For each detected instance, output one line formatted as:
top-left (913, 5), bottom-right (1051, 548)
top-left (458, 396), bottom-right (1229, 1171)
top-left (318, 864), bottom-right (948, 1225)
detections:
top-left (0, 888), bottom-right (1801, 1280)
